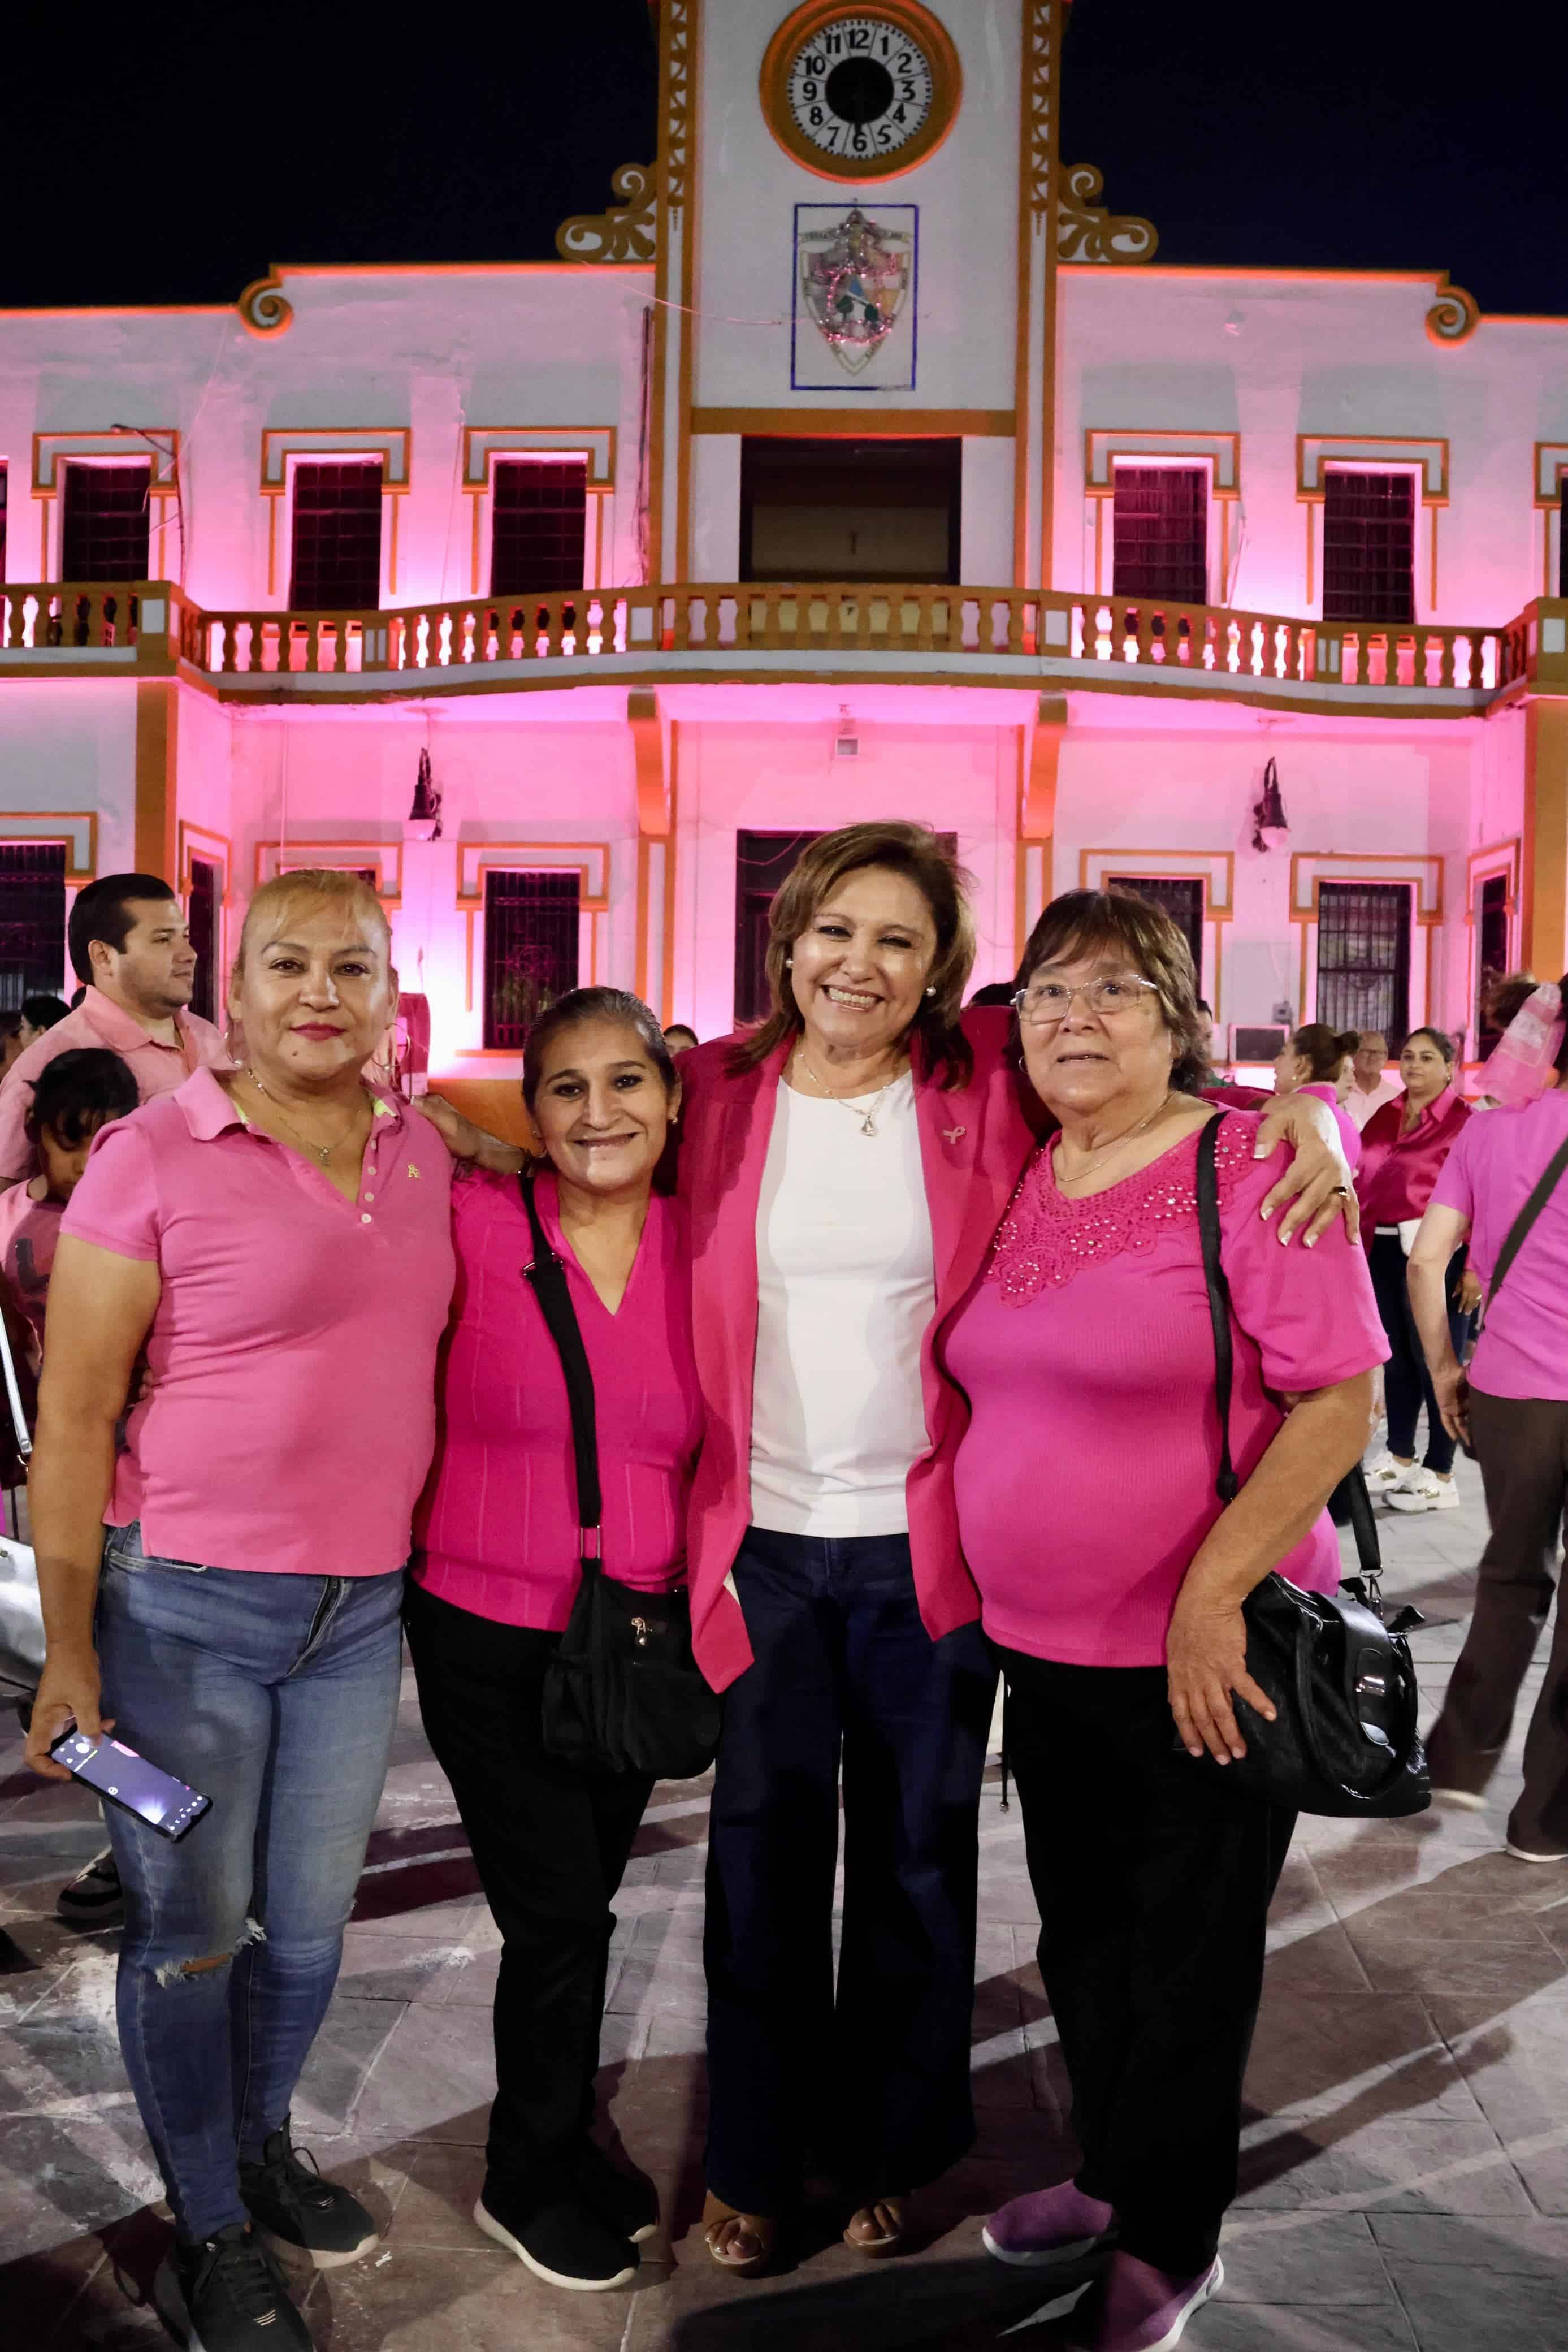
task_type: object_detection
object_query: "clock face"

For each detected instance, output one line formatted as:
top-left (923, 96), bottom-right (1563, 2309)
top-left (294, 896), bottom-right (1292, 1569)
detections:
top-left (760, 4), bottom-right (961, 183)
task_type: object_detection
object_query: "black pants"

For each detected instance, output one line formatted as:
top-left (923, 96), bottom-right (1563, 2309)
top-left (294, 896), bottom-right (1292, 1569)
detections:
top-left (1369, 1231), bottom-right (1470, 1476)
top-left (703, 1528), bottom-right (996, 2216)
top-left (1000, 1651), bottom-right (1295, 2276)
top-left (404, 1581), bottom-right (653, 2200)
top-left (1428, 1389), bottom-right (1568, 1853)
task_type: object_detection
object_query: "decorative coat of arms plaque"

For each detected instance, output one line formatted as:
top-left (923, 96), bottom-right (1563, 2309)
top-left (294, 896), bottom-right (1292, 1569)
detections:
top-left (791, 203), bottom-right (918, 389)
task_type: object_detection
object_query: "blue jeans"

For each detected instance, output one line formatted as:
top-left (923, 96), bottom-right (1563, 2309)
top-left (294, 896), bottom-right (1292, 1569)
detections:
top-left (95, 1523), bottom-right (403, 2240)
top-left (703, 1528), bottom-right (995, 2215)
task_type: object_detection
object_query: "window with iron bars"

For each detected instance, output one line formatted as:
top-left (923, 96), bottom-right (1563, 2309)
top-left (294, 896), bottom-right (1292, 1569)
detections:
top-left (186, 858), bottom-right (220, 1026)
top-left (1322, 470), bottom-right (1415, 625)
top-left (1111, 468), bottom-right (1208, 606)
top-left (1106, 877), bottom-right (1205, 988)
top-left (490, 460), bottom-right (587, 597)
top-left (289, 462), bottom-right (384, 609)
top-left (0, 844), bottom-right (67, 1011)
top-left (62, 462), bottom-right (150, 580)
top-left (1315, 881), bottom-right (1411, 1048)
top-left (1474, 873), bottom-right (1511, 1058)
top-left (483, 871), bottom-right (580, 1050)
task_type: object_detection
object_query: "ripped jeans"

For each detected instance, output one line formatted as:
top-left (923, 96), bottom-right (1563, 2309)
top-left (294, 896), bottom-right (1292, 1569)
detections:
top-left (96, 1524), bottom-right (403, 2239)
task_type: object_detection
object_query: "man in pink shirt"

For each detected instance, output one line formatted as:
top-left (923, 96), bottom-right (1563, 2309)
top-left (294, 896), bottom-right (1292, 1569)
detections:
top-left (0, 872), bottom-right (229, 1185)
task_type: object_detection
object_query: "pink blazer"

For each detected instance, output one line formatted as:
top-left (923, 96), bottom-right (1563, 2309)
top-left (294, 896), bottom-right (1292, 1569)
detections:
top-left (678, 1007), bottom-right (1041, 1692)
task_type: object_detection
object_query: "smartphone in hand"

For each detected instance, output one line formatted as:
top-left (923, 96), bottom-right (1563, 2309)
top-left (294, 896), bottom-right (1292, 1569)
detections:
top-left (49, 1729), bottom-right (210, 1840)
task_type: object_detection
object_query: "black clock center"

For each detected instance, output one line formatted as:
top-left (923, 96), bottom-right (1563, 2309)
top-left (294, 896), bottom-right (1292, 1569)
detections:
top-left (823, 55), bottom-right (896, 126)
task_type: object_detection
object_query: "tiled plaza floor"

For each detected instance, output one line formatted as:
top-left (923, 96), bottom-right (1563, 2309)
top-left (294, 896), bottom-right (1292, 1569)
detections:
top-left (2, 1454), bottom-right (1566, 2349)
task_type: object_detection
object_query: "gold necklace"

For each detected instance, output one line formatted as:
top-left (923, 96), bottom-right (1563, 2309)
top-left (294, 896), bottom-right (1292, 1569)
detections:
top-left (244, 1067), bottom-right (367, 1166)
top-left (795, 1048), bottom-right (903, 1138)
top-left (1056, 1094), bottom-right (1176, 1187)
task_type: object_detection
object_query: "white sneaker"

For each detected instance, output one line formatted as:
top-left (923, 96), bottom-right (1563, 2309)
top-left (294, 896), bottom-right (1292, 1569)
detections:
top-left (1505, 1840), bottom-right (1568, 1864)
top-left (1386, 1470), bottom-right (1460, 1514)
top-left (1431, 1787), bottom-right (1487, 1812)
top-left (1364, 1450), bottom-right (1413, 1493)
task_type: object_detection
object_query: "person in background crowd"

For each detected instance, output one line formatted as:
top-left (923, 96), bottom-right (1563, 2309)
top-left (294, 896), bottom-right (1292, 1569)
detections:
top-left (0, 1051), bottom-right (140, 1370)
top-left (945, 891), bottom-right (1383, 2352)
top-left (1358, 1030), bottom-right (1471, 1512)
top-left (662, 1022), bottom-right (699, 1054)
top-left (1273, 1024), bottom-right (1363, 1165)
top-left (1345, 1030), bottom-right (1401, 1131)
top-left (1195, 1003), bottom-right (1269, 1110)
top-left (0, 874), bottom-right (229, 1186)
top-left (23, 871), bottom-right (454, 2352)
top-left (407, 989), bottom-right (700, 2294)
top-left (18, 993), bottom-right (71, 1049)
top-left (1409, 978), bottom-right (1568, 1861)
top-left (966, 981), bottom-right (1017, 1010)
top-left (1472, 974), bottom-right (1540, 1110)
top-left (422, 839), bottom-right (1355, 2280)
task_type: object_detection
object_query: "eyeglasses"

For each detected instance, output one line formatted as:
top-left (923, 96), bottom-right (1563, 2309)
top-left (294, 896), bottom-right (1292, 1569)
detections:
top-left (1011, 975), bottom-right (1162, 1025)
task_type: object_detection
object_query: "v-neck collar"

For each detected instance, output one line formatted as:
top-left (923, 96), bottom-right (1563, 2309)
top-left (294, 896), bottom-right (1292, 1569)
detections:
top-left (535, 1170), bottom-right (653, 1320)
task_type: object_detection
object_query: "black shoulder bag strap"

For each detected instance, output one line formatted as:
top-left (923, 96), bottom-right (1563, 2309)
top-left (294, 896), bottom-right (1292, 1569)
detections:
top-left (1482, 1130), bottom-right (1568, 1328)
top-left (1195, 1116), bottom-right (1238, 1506)
top-left (518, 1172), bottom-right (603, 1567)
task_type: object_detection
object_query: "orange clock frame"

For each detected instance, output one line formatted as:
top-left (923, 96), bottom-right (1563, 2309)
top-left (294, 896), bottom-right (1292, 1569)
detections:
top-left (759, 1), bottom-right (963, 183)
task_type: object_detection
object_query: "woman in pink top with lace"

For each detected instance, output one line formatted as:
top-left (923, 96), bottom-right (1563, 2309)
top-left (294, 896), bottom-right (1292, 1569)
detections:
top-left (940, 891), bottom-right (1384, 2352)
top-left (405, 988), bottom-right (701, 2297)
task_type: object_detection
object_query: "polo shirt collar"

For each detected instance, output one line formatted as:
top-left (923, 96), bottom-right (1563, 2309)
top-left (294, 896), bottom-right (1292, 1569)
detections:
top-left (82, 986), bottom-right (168, 1053)
top-left (175, 1066), bottom-right (407, 1143)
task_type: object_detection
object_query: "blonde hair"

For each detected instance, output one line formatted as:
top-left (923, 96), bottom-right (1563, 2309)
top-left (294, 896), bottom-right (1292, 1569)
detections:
top-left (730, 820), bottom-right (977, 1089)
top-left (236, 870), bottom-right (392, 976)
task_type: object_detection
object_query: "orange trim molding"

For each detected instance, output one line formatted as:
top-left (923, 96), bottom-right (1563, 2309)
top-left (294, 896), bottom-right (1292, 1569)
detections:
top-left (0, 811), bottom-right (97, 881)
top-left (260, 430), bottom-right (412, 598)
top-left (691, 406), bottom-right (1015, 438)
top-left (254, 839), bottom-right (403, 907)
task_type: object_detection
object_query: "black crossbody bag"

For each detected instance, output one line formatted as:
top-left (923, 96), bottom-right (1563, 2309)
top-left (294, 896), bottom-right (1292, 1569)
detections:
top-left (519, 1173), bottom-right (721, 1783)
top-left (1192, 1118), bottom-right (1430, 1818)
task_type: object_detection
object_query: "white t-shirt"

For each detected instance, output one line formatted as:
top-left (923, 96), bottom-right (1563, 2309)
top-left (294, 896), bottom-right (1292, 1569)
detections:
top-left (750, 1071), bottom-right (935, 1537)
top-left (1346, 1075), bottom-right (1401, 1131)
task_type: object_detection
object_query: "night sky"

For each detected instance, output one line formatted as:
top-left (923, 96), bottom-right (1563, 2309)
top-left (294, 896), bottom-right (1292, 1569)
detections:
top-left (3, 0), bottom-right (1561, 319)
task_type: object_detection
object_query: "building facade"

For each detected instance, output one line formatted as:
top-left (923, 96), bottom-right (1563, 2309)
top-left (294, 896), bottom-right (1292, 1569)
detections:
top-left (2, 0), bottom-right (1566, 1135)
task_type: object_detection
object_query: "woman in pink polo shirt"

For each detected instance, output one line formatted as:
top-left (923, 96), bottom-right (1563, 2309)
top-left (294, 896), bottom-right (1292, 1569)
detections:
top-left (1272, 1022), bottom-right (1363, 1167)
top-left (405, 987), bottom-right (700, 2298)
top-left (942, 891), bottom-right (1385, 2352)
top-left (23, 871), bottom-right (454, 2352)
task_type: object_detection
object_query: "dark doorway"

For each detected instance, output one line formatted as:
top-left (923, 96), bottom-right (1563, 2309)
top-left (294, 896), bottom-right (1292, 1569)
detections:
top-left (1474, 872), bottom-right (1511, 1058)
top-left (740, 438), bottom-right (960, 583)
top-left (187, 857), bottom-right (219, 1024)
top-left (734, 831), bottom-right (823, 1025)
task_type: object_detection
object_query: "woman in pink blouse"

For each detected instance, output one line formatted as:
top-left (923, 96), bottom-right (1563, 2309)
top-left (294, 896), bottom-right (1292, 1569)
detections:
top-left (23, 873), bottom-right (455, 2352)
top-left (941, 891), bottom-right (1384, 2352)
top-left (1272, 1022), bottom-right (1362, 1168)
top-left (405, 987), bottom-right (700, 2297)
top-left (1357, 1028), bottom-right (1472, 1513)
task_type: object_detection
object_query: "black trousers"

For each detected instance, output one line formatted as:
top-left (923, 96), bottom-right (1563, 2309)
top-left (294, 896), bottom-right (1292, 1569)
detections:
top-left (1368, 1231), bottom-right (1470, 1476)
top-left (1000, 1650), bottom-right (1295, 2276)
top-left (703, 1528), bottom-right (996, 2216)
top-left (404, 1580), bottom-right (653, 2200)
top-left (1428, 1388), bottom-right (1568, 1853)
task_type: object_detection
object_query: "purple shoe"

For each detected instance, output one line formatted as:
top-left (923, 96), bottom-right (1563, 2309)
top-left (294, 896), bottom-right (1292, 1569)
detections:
top-left (982, 2179), bottom-right (1117, 2268)
top-left (1062, 2252), bottom-right (1223, 2351)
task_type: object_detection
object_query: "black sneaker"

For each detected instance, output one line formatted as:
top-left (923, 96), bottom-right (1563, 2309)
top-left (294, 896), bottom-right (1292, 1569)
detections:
top-left (474, 2182), bottom-right (639, 2292)
top-left (153, 2223), bottom-right (312, 2350)
top-left (573, 2138), bottom-right (659, 2243)
top-left (239, 2121), bottom-right (379, 2267)
top-left (57, 1848), bottom-right (124, 1931)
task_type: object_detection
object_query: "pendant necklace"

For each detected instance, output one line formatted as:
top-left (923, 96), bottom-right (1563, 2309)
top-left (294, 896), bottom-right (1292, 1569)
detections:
top-left (795, 1050), bottom-right (898, 1138)
top-left (1056, 1093), bottom-right (1175, 1188)
top-left (244, 1067), bottom-right (365, 1166)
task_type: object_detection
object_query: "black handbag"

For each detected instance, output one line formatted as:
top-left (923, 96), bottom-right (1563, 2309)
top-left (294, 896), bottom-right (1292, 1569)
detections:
top-left (1192, 1118), bottom-right (1430, 1819)
top-left (519, 1173), bottom-right (721, 1783)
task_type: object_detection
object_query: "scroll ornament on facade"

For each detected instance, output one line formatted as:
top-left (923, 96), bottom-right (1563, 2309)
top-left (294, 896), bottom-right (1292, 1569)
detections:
top-left (556, 164), bottom-right (660, 264)
top-left (1055, 163), bottom-right (1158, 265)
top-left (799, 207), bottom-right (913, 375)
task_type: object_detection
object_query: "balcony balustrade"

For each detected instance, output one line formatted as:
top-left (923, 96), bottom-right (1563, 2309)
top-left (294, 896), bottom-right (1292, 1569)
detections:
top-left (3, 577), bottom-right (1563, 711)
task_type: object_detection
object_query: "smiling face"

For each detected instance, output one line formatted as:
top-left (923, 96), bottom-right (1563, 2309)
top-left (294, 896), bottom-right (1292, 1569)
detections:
top-left (529, 1017), bottom-right (678, 1199)
top-left (229, 893), bottom-right (396, 1092)
top-left (1017, 949), bottom-right (1176, 1123)
top-left (789, 864), bottom-right (938, 1068)
top-left (1399, 1031), bottom-right (1453, 1107)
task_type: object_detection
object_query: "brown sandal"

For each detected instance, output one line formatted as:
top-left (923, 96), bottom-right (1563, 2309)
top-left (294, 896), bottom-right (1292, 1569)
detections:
top-left (843, 2195), bottom-right (909, 2258)
top-left (702, 2189), bottom-right (777, 2274)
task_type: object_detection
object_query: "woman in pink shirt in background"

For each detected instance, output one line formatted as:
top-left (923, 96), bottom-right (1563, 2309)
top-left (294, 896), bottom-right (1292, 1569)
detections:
top-left (406, 988), bottom-right (700, 2297)
top-left (1272, 1022), bottom-right (1363, 1168)
top-left (941, 892), bottom-right (1384, 2352)
top-left (1357, 1028), bottom-right (1472, 1513)
top-left (23, 872), bottom-right (455, 2352)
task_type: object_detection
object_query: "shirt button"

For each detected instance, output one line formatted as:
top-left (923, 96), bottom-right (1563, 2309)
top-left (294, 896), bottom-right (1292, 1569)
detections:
top-left (361, 1213), bottom-right (372, 1225)
top-left (362, 1191), bottom-right (375, 1203)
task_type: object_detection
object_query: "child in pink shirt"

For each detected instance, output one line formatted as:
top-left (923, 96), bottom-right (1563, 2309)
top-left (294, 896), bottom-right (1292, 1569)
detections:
top-left (0, 1049), bottom-right (138, 1374)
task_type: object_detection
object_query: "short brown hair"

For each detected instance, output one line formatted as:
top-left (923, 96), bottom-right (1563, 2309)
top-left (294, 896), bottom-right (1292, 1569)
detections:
top-left (729, 820), bottom-right (977, 1089)
top-left (522, 987), bottom-right (676, 1111)
top-left (1289, 1023), bottom-right (1359, 1083)
top-left (236, 870), bottom-right (391, 974)
top-left (1017, 888), bottom-right (1207, 1093)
